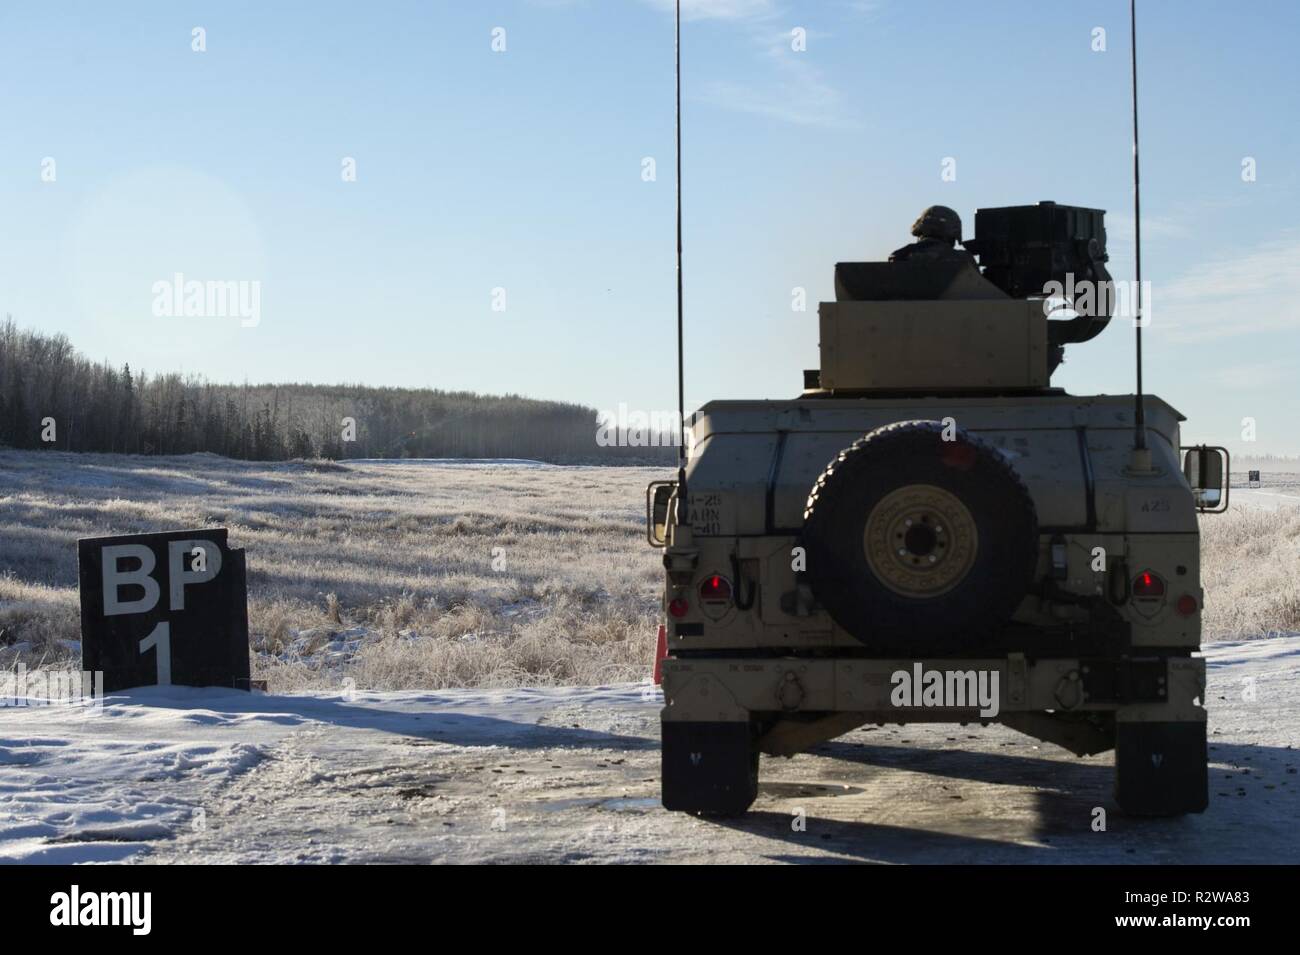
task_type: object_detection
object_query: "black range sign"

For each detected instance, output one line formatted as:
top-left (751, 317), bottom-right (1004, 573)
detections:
top-left (78, 528), bottom-right (251, 692)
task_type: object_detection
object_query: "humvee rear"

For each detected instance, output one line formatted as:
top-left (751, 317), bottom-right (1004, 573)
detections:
top-left (649, 202), bottom-right (1228, 817)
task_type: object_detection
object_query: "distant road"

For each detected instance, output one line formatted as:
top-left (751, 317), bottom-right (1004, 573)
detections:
top-left (1231, 487), bottom-right (1300, 510)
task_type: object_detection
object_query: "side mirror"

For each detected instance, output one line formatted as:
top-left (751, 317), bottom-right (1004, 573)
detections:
top-left (1181, 445), bottom-right (1229, 513)
top-left (647, 481), bottom-right (676, 547)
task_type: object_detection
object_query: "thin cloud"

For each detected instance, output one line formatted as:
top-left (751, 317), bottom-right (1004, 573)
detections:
top-left (1152, 237), bottom-right (1300, 342)
top-left (1210, 360), bottom-right (1295, 390)
top-left (642, 0), bottom-right (778, 21)
top-left (1109, 196), bottom-right (1254, 245)
top-left (699, 65), bottom-right (854, 129)
top-left (1107, 212), bottom-right (1193, 243)
top-left (644, 0), bottom-right (856, 129)
top-left (844, 0), bottom-right (887, 19)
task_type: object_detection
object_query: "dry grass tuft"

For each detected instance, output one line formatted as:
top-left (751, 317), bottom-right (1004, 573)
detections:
top-left (0, 450), bottom-right (666, 690)
top-left (1200, 505), bottom-right (1300, 638)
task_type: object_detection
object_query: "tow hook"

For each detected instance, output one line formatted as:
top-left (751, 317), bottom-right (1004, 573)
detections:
top-left (777, 671), bottom-right (805, 711)
top-left (1054, 669), bottom-right (1085, 710)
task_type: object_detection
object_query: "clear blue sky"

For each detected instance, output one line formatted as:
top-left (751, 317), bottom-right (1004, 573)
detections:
top-left (2, 0), bottom-right (1297, 454)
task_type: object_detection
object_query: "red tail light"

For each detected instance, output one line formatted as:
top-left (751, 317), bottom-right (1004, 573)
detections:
top-left (1176, 594), bottom-right (1198, 616)
top-left (1133, 570), bottom-right (1165, 598)
top-left (699, 574), bottom-right (732, 602)
top-left (668, 597), bottom-right (689, 618)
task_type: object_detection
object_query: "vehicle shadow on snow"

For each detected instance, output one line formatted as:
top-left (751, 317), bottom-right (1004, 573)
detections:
top-left (711, 739), bottom-right (1299, 864)
top-left (113, 689), bottom-right (658, 752)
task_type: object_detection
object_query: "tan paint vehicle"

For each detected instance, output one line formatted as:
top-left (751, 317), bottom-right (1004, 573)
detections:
top-left (648, 202), bottom-right (1228, 817)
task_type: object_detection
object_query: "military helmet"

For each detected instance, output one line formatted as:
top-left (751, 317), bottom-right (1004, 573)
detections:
top-left (910, 205), bottom-right (962, 242)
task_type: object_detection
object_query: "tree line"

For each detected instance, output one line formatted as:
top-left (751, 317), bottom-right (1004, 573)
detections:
top-left (0, 319), bottom-right (674, 463)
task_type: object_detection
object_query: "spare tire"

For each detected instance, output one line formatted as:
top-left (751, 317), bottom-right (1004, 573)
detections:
top-left (802, 420), bottom-right (1037, 655)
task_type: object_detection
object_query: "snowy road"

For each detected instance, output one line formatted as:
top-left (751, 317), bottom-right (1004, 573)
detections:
top-left (2, 637), bottom-right (1298, 864)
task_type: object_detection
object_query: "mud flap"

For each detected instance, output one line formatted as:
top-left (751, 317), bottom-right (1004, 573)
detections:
top-left (661, 721), bottom-right (758, 816)
top-left (1114, 721), bottom-right (1208, 816)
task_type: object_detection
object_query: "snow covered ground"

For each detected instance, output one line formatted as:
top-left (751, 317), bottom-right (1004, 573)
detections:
top-left (2, 635), bottom-right (1296, 865)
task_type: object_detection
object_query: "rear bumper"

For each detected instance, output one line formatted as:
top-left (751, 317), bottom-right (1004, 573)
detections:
top-left (660, 653), bottom-right (1206, 723)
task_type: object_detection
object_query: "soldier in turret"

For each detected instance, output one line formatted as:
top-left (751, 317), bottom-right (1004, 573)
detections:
top-left (889, 205), bottom-right (977, 266)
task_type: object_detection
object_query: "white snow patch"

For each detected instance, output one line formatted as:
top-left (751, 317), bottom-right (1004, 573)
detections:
top-left (346, 458), bottom-right (554, 468)
top-left (0, 640), bottom-right (1295, 864)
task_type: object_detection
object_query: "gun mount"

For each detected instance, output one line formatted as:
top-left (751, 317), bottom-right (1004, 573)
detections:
top-left (812, 201), bottom-right (1112, 396)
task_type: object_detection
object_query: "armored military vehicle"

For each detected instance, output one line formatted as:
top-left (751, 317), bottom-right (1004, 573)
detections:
top-left (648, 201), bottom-right (1228, 817)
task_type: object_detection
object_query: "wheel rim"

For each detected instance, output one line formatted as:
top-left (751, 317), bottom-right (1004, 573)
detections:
top-left (863, 484), bottom-right (979, 597)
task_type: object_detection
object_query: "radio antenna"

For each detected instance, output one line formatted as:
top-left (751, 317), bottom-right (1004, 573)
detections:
top-left (1129, 0), bottom-right (1148, 457)
top-left (674, 0), bottom-right (689, 509)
